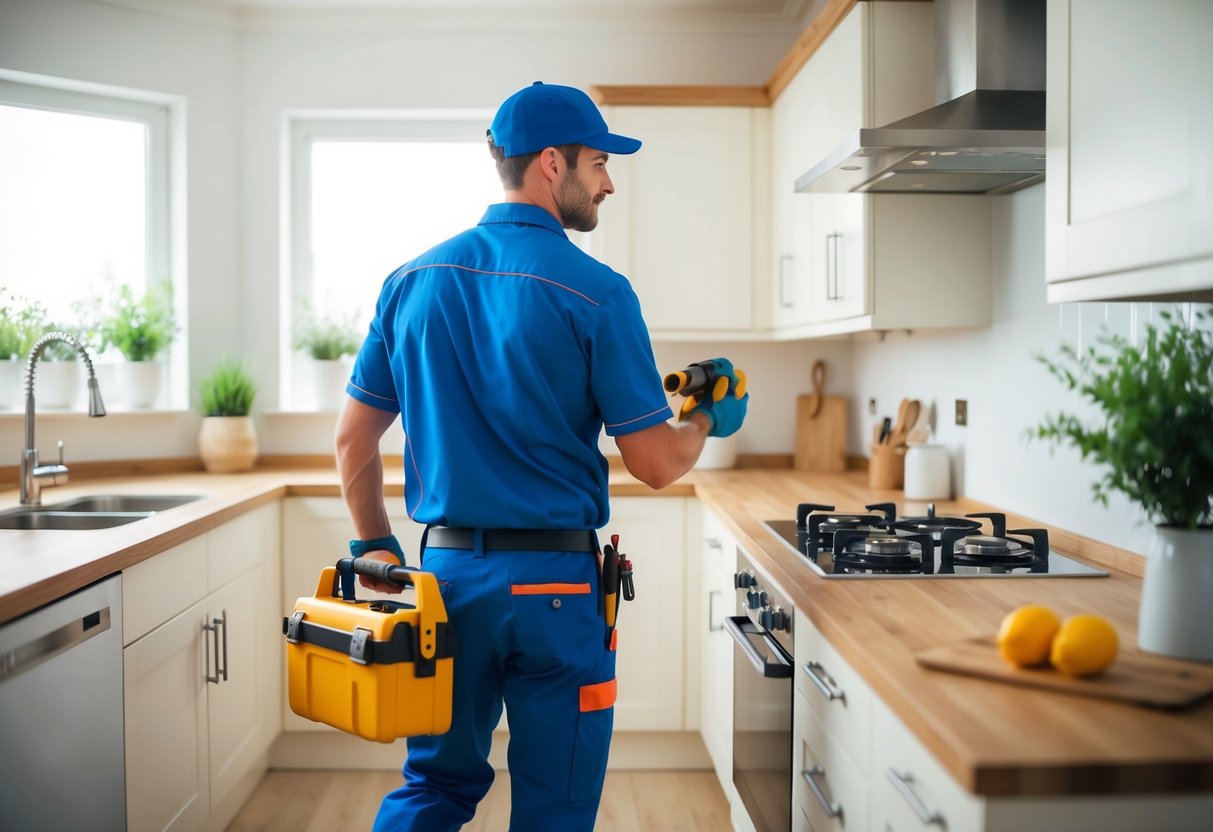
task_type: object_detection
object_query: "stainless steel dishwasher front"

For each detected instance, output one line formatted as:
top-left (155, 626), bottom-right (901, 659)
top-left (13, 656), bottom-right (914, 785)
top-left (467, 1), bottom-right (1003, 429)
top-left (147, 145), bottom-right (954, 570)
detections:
top-left (0, 574), bottom-right (126, 831)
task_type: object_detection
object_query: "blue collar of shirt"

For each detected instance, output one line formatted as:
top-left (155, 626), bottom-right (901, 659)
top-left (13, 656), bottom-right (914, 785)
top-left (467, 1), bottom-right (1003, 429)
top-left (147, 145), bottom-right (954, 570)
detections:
top-left (478, 202), bottom-right (568, 239)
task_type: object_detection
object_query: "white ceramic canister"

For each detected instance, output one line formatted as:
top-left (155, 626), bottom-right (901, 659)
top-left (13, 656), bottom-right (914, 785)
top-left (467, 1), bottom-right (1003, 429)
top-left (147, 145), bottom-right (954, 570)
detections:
top-left (903, 444), bottom-right (951, 500)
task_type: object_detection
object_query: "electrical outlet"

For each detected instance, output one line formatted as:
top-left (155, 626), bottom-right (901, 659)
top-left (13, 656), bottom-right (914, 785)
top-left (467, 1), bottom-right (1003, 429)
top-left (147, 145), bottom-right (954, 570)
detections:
top-left (955, 399), bottom-right (968, 427)
top-left (868, 398), bottom-right (877, 415)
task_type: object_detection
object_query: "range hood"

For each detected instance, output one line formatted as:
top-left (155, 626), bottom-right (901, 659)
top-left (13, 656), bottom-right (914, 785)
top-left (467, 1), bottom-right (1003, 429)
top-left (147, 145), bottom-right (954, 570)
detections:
top-left (796, 0), bottom-right (1046, 195)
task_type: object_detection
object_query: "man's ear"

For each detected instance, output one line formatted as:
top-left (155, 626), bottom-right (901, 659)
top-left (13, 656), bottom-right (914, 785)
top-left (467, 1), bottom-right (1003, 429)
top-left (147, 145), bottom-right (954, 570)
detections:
top-left (535, 146), bottom-right (563, 183)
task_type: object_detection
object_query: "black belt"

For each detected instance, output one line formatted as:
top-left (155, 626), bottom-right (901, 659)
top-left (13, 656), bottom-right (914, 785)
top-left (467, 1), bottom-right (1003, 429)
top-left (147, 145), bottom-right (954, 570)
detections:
top-left (427, 527), bottom-right (596, 553)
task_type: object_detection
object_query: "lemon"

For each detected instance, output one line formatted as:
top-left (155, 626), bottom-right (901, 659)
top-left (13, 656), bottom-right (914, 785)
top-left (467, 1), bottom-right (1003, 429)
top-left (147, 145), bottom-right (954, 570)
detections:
top-left (1049, 613), bottom-right (1119, 677)
top-left (996, 604), bottom-right (1061, 667)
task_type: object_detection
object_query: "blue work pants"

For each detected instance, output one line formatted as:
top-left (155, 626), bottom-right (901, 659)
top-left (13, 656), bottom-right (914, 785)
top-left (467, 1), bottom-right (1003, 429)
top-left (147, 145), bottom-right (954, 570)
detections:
top-left (372, 543), bottom-right (616, 831)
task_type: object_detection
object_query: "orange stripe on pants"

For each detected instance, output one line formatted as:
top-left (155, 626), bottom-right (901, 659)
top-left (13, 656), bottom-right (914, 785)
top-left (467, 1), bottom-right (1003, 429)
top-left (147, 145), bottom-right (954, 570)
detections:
top-left (510, 582), bottom-right (591, 595)
top-left (579, 678), bottom-right (617, 712)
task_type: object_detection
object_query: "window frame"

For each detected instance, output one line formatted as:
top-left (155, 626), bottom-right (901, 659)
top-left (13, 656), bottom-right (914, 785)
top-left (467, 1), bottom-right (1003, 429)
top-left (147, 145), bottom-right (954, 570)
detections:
top-left (283, 111), bottom-right (494, 410)
top-left (0, 70), bottom-right (183, 410)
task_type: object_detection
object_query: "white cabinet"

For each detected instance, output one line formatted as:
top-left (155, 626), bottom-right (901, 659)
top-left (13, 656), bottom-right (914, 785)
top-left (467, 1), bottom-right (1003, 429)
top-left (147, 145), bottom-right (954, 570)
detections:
top-left (1045, 0), bottom-right (1213, 303)
top-left (593, 106), bottom-right (769, 337)
top-left (280, 495), bottom-right (687, 732)
top-left (697, 504), bottom-right (736, 795)
top-left (123, 503), bottom-right (281, 832)
top-left (775, 1), bottom-right (994, 337)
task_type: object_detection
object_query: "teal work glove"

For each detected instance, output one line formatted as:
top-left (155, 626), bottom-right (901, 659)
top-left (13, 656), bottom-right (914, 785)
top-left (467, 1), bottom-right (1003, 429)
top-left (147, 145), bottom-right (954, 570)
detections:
top-left (678, 357), bottom-right (749, 438)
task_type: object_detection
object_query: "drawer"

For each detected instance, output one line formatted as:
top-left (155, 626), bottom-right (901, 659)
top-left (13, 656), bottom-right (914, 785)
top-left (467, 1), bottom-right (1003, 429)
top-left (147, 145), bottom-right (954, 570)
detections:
top-left (794, 804), bottom-right (815, 832)
top-left (795, 688), bottom-right (869, 832)
top-left (123, 536), bottom-right (207, 646)
top-left (794, 609), bottom-right (872, 774)
top-left (870, 697), bottom-right (984, 832)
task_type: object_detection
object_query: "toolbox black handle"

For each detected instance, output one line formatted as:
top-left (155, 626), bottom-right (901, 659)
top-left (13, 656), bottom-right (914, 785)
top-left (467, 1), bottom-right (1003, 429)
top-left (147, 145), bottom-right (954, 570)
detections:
top-left (338, 557), bottom-right (417, 587)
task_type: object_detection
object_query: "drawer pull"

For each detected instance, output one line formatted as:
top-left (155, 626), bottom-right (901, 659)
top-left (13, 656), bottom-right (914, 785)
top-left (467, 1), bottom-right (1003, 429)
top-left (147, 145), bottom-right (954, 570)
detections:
top-left (802, 661), bottom-right (845, 702)
top-left (885, 768), bottom-right (944, 826)
top-left (704, 537), bottom-right (723, 550)
top-left (802, 767), bottom-right (842, 819)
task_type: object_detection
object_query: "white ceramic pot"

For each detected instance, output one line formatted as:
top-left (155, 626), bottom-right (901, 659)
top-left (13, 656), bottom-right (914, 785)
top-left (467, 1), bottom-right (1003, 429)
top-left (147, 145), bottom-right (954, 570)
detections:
top-left (198, 416), bottom-right (259, 473)
top-left (0, 357), bottom-right (22, 411)
top-left (904, 444), bottom-right (951, 500)
top-left (35, 360), bottom-right (81, 409)
top-left (695, 435), bottom-right (739, 470)
top-left (302, 358), bottom-right (353, 411)
top-left (1137, 526), bottom-right (1213, 662)
top-left (117, 360), bottom-right (163, 409)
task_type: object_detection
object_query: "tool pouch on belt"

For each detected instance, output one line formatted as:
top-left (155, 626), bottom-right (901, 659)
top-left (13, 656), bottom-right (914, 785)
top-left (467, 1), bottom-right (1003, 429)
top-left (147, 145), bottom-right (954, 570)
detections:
top-left (601, 534), bottom-right (635, 650)
top-left (283, 557), bottom-right (456, 743)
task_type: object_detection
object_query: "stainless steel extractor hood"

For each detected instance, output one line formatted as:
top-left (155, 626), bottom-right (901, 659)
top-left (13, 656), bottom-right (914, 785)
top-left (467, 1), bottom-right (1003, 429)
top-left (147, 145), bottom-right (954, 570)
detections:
top-left (796, 0), bottom-right (1046, 195)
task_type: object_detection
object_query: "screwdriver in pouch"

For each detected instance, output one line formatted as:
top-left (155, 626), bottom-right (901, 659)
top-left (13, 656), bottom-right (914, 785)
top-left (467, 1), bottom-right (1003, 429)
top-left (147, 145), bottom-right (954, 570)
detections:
top-left (602, 540), bottom-right (619, 649)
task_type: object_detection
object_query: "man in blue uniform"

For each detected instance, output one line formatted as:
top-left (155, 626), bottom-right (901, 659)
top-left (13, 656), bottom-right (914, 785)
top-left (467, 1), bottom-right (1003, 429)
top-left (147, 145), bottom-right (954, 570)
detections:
top-left (335, 81), bottom-right (749, 831)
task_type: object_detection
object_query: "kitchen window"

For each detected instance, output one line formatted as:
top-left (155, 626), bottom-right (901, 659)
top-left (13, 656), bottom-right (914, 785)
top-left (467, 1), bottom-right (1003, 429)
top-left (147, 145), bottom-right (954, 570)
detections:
top-left (0, 73), bottom-right (181, 409)
top-left (287, 115), bottom-right (521, 410)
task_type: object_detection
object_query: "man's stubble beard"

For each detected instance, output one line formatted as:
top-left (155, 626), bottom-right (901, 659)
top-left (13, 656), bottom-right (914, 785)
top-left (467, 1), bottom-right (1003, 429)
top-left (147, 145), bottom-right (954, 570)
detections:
top-left (557, 169), bottom-right (602, 233)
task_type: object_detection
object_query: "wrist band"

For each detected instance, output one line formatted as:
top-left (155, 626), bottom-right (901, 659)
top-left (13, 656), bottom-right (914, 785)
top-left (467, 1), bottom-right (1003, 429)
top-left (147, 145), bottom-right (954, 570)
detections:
top-left (349, 534), bottom-right (405, 565)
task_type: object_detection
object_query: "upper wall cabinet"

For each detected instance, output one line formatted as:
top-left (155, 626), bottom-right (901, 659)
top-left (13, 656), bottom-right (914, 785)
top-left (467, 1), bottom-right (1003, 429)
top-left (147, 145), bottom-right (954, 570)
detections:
top-left (592, 106), bottom-right (770, 338)
top-left (1046, 0), bottom-right (1213, 303)
top-left (776, 1), bottom-right (993, 338)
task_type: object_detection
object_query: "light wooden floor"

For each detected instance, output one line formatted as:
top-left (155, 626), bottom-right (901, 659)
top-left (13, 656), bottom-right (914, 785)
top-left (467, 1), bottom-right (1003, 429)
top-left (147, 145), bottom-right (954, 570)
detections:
top-left (227, 768), bottom-right (733, 831)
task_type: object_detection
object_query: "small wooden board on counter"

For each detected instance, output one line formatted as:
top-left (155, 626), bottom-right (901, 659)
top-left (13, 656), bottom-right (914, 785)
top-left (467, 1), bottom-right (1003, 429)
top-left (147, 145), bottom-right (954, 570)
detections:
top-left (917, 637), bottom-right (1213, 710)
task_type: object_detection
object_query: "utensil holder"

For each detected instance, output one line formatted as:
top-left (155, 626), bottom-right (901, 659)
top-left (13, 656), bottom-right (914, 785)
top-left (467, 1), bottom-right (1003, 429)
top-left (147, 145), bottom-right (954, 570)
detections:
top-left (869, 442), bottom-right (906, 490)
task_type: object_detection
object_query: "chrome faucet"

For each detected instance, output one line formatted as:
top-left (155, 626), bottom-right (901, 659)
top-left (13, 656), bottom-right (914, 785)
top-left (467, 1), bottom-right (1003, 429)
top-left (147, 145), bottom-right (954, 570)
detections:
top-left (21, 331), bottom-right (107, 505)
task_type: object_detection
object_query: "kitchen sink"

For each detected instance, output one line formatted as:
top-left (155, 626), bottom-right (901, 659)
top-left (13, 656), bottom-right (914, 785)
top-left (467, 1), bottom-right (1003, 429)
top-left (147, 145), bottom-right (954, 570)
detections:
top-left (51, 495), bottom-right (202, 513)
top-left (0, 511), bottom-right (153, 531)
top-left (0, 494), bottom-right (202, 530)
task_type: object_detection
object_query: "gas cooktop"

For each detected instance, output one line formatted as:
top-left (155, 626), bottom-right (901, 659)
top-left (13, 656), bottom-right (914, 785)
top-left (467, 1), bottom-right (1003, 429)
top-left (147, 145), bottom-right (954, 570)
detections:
top-left (764, 502), bottom-right (1108, 579)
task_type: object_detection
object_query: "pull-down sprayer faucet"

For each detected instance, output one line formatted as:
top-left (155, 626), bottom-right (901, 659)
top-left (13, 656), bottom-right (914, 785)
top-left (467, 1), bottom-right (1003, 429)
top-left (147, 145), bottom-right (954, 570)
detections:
top-left (20, 331), bottom-right (106, 505)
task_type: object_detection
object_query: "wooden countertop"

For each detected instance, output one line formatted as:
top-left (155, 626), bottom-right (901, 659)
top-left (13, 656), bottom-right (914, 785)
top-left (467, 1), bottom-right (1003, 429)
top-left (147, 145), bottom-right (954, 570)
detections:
top-left (2, 465), bottom-right (1209, 798)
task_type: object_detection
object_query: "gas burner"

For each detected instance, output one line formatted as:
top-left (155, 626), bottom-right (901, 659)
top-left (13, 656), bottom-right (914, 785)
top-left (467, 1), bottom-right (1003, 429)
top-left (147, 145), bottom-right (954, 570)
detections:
top-left (940, 525), bottom-right (1050, 573)
top-left (962, 535), bottom-right (1020, 556)
top-left (855, 535), bottom-right (915, 558)
top-left (832, 530), bottom-right (936, 575)
top-left (797, 502), bottom-right (898, 558)
top-left (892, 502), bottom-right (982, 538)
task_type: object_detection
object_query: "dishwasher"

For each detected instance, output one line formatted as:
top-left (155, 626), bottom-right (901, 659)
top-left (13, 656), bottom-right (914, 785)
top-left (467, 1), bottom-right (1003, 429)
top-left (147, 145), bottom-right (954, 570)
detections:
top-left (0, 574), bottom-right (126, 831)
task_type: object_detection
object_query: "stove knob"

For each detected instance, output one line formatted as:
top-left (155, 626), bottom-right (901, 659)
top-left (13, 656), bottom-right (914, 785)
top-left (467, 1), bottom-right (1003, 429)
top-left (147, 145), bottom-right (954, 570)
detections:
top-left (734, 571), bottom-right (757, 589)
top-left (746, 589), bottom-right (768, 610)
top-left (761, 606), bottom-right (789, 632)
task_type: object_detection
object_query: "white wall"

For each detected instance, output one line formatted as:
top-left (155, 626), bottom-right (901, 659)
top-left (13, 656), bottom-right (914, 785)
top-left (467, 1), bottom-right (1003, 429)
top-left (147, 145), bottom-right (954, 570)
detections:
top-left (850, 184), bottom-right (1212, 556)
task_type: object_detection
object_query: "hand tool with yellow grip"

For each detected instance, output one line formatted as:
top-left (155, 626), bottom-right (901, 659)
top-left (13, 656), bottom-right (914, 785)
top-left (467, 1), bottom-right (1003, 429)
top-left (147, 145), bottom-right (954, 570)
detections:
top-left (664, 357), bottom-right (750, 437)
top-left (283, 557), bottom-right (457, 743)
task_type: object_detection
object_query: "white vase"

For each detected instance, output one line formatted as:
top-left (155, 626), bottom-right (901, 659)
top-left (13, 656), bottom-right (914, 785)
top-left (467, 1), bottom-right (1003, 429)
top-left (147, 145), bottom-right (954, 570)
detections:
top-left (198, 416), bottom-right (259, 473)
top-left (35, 360), bottom-right (81, 409)
top-left (0, 357), bottom-right (22, 411)
top-left (1137, 526), bottom-right (1213, 662)
top-left (117, 360), bottom-right (163, 409)
top-left (302, 357), bottom-right (353, 411)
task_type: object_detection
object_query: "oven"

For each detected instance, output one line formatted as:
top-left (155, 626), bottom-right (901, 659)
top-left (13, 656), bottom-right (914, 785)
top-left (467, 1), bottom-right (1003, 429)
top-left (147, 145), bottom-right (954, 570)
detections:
top-left (728, 550), bottom-right (793, 832)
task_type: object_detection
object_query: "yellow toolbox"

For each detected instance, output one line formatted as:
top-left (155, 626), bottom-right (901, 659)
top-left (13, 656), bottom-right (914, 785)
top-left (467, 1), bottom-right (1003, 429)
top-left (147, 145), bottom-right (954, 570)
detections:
top-left (283, 557), bottom-right (455, 743)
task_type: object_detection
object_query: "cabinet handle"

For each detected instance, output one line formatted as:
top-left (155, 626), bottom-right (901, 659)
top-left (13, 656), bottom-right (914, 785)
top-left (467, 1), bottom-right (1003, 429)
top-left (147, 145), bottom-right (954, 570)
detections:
top-left (218, 609), bottom-right (229, 682)
top-left (203, 618), bottom-right (220, 684)
top-left (884, 768), bottom-right (944, 826)
top-left (708, 590), bottom-right (723, 632)
top-left (802, 767), bottom-right (842, 819)
top-left (778, 254), bottom-right (794, 308)
top-left (802, 661), bottom-right (845, 702)
top-left (705, 537), bottom-right (723, 550)
top-left (825, 233), bottom-right (841, 300)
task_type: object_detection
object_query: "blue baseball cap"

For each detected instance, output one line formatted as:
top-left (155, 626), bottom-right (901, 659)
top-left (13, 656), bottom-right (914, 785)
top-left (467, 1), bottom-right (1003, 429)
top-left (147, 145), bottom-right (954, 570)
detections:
top-left (489, 81), bottom-right (642, 158)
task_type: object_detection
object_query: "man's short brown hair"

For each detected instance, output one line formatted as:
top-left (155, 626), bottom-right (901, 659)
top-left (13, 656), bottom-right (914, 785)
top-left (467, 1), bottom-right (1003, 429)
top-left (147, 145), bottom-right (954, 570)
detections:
top-left (488, 136), bottom-right (582, 189)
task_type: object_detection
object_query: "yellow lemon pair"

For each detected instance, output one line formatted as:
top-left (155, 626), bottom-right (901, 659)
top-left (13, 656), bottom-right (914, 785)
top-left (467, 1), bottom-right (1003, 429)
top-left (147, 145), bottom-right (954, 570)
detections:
top-left (996, 604), bottom-right (1119, 677)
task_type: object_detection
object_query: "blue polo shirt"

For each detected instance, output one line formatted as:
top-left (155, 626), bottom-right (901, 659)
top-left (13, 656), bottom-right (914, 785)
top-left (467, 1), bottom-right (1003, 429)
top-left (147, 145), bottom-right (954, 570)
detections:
top-left (348, 202), bottom-right (672, 530)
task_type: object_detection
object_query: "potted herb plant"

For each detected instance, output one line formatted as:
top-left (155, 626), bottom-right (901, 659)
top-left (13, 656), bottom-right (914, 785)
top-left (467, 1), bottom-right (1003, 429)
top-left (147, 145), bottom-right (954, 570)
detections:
top-left (0, 289), bottom-right (48, 410)
top-left (1032, 308), bottom-right (1213, 661)
top-left (98, 282), bottom-right (178, 408)
top-left (198, 359), bottom-right (258, 473)
top-left (292, 304), bottom-right (362, 410)
top-left (35, 324), bottom-right (92, 409)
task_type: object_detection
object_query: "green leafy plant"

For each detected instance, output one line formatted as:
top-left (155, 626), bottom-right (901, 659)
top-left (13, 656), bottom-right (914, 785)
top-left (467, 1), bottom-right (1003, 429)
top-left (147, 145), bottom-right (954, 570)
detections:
top-left (293, 304), bottom-right (362, 361)
top-left (200, 360), bottom-right (256, 417)
top-left (38, 325), bottom-right (87, 361)
top-left (99, 283), bottom-right (179, 361)
top-left (0, 289), bottom-right (49, 359)
top-left (1030, 309), bottom-right (1213, 529)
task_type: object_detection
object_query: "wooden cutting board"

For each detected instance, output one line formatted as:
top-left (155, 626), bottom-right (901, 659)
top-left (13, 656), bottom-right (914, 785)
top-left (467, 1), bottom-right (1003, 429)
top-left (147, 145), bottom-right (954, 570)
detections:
top-left (792, 361), bottom-right (847, 472)
top-left (917, 637), bottom-right (1213, 709)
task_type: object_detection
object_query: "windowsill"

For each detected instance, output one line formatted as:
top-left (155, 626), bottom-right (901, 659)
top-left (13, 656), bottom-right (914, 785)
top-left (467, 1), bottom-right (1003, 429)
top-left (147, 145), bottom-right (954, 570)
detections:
top-left (0, 408), bottom-right (192, 418)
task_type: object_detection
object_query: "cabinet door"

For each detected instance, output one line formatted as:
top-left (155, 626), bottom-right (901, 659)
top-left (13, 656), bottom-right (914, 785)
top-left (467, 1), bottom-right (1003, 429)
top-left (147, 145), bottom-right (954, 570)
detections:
top-left (205, 574), bottom-right (261, 810)
top-left (280, 497), bottom-right (425, 731)
top-left (593, 107), bottom-right (756, 333)
top-left (699, 508), bottom-right (736, 794)
top-left (809, 193), bottom-right (869, 323)
top-left (606, 496), bottom-right (687, 730)
top-left (1046, 0), bottom-right (1213, 301)
top-left (771, 64), bottom-right (818, 329)
top-left (124, 602), bottom-right (209, 832)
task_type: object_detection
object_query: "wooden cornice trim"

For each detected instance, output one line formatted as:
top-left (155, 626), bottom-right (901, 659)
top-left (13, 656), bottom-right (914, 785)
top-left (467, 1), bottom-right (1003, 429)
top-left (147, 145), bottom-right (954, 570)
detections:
top-left (765, 0), bottom-right (859, 101)
top-left (589, 85), bottom-right (770, 107)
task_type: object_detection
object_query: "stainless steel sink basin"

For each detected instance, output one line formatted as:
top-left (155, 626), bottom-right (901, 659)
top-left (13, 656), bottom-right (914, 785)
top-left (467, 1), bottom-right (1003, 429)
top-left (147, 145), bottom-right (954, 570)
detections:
top-left (52, 495), bottom-right (202, 513)
top-left (0, 494), bottom-right (202, 530)
top-left (0, 511), bottom-right (153, 531)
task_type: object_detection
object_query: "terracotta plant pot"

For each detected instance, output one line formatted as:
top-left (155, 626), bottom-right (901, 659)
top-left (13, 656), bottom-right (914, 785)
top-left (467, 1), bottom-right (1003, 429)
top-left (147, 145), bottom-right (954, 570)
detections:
top-left (198, 415), bottom-right (258, 473)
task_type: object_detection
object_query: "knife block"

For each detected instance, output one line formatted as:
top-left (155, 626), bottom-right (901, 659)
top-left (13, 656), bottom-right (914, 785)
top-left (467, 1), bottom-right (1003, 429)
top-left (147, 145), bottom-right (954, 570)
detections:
top-left (869, 442), bottom-right (906, 490)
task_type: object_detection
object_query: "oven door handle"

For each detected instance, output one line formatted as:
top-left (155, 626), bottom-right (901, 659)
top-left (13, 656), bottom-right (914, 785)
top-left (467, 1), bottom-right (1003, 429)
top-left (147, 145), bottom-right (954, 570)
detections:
top-left (724, 616), bottom-right (793, 678)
